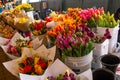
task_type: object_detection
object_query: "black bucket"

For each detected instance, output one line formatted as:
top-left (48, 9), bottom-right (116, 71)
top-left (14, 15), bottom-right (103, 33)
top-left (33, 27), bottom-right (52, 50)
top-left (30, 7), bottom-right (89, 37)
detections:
top-left (93, 68), bottom-right (115, 80)
top-left (100, 54), bottom-right (120, 73)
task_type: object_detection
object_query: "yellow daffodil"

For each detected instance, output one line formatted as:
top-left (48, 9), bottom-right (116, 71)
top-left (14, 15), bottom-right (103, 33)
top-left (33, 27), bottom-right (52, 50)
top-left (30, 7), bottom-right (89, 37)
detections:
top-left (13, 3), bottom-right (33, 12)
top-left (19, 18), bottom-right (28, 24)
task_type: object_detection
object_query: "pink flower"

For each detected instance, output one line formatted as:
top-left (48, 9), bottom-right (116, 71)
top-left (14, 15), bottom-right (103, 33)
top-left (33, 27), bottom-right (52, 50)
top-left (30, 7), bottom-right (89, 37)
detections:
top-left (67, 45), bottom-right (72, 51)
top-left (79, 8), bottom-right (104, 22)
top-left (104, 29), bottom-right (111, 39)
top-left (63, 38), bottom-right (69, 47)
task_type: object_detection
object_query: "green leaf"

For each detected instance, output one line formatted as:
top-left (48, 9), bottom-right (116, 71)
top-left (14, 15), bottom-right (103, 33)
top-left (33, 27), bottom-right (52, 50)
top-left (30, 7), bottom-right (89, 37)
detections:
top-left (57, 74), bottom-right (63, 80)
top-left (18, 63), bottom-right (25, 68)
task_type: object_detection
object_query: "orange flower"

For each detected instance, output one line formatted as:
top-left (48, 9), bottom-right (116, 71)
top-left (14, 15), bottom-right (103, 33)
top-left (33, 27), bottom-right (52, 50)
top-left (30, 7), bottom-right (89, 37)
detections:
top-left (68, 31), bottom-right (72, 36)
top-left (34, 64), bottom-right (43, 75)
top-left (23, 59), bottom-right (27, 65)
top-left (18, 67), bottom-right (24, 73)
top-left (47, 31), bottom-right (57, 37)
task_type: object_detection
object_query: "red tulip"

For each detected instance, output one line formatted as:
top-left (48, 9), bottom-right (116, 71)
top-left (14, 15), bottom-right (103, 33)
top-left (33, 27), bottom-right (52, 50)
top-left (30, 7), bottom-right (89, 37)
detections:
top-left (35, 22), bottom-right (44, 31)
top-left (37, 61), bottom-right (47, 69)
top-left (23, 65), bottom-right (32, 74)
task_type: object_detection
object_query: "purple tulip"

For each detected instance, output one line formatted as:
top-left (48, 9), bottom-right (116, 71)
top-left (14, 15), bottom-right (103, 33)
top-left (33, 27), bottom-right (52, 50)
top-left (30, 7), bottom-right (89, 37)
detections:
top-left (89, 31), bottom-right (95, 38)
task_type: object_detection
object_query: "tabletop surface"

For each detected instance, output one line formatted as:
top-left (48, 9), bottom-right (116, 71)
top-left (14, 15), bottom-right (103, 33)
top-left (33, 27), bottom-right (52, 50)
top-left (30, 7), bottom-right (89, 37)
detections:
top-left (0, 47), bottom-right (19, 80)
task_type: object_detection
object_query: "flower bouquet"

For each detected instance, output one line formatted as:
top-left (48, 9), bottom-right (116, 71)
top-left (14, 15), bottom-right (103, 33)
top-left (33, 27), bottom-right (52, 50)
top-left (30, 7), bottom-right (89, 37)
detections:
top-left (96, 12), bottom-right (120, 53)
top-left (6, 38), bottom-right (32, 57)
top-left (45, 71), bottom-right (77, 80)
top-left (1, 36), bottom-right (31, 59)
top-left (13, 3), bottom-right (34, 20)
top-left (43, 59), bottom-right (79, 80)
top-left (14, 17), bottom-right (31, 32)
top-left (18, 56), bottom-right (52, 75)
top-left (0, 14), bottom-right (16, 38)
top-left (3, 45), bottom-right (56, 80)
top-left (29, 20), bottom-right (47, 36)
top-left (1, 33), bottom-right (43, 59)
top-left (43, 59), bottom-right (92, 80)
top-left (14, 3), bottom-right (33, 12)
top-left (0, 11), bottom-right (15, 27)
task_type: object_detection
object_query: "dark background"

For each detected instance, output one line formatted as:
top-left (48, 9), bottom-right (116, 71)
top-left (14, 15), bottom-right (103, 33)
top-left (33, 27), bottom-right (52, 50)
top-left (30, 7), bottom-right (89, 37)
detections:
top-left (29, 0), bottom-right (120, 14)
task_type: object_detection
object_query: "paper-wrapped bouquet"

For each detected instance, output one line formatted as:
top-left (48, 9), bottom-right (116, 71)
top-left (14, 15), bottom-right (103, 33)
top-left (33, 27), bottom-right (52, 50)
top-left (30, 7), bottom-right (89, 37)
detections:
top-left (1, 32), bottom-right (43, 59)
top-left (3, 45), bottom-right (56, 80)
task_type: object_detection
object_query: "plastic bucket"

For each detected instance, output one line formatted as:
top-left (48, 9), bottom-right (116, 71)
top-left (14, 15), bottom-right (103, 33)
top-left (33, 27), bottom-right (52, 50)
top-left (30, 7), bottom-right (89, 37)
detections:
top-left (93, 68), bottom-right (115, 80)
top-left (97, 24), bottom-right (119, 53)
top-left (65, 51), bottom-right (93, 74)
top-left (100, 54), bottom-right (120, 73)
top-left (92, 39), bottom-right (109, 69)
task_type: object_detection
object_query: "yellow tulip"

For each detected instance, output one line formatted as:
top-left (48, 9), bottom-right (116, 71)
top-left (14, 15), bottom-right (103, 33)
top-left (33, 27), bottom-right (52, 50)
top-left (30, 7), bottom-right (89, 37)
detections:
top-left (65, 69), bottom-right (70, 76)
top-left (44, 78), bottom-right (48, 80)
top-left (34, 57), bottom-right (39, 64)
top-left (34, 64), bottom-right (43, 75)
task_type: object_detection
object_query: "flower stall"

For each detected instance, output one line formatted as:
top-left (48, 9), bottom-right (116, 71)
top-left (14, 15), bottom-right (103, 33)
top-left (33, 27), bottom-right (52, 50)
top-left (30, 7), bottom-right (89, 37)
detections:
top-left (0, 2), bottom-right (120, 80)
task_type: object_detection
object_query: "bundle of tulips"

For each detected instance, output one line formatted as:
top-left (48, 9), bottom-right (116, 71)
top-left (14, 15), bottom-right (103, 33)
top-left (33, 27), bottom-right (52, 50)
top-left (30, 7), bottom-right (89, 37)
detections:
top-left (7, 38), bottom-right (32, 57)
top-left (18, 56), bottom-right (52, 75)
top-left (55, 25), bottom-right (94, 59)
top-left (29, 20), bottom-right (47, 36)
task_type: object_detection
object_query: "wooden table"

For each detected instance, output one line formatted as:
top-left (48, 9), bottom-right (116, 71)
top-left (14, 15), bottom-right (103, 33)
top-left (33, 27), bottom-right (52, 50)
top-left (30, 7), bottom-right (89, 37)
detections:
top-left (0, 47), bottom-right (19, 80)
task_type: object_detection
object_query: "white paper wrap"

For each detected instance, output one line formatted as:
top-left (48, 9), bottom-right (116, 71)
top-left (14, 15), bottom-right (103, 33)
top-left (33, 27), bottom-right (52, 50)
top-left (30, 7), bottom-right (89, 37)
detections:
top-left (8, 32), bottom-right (25, 46)
top-left (97, 24), bottom-right (119, 53)
top-left (42, 59), bottom-right (92, 80)
top-left (46, 21), bottom-right (56, 28)
top-left (1, 32), bottom-right (24, 59)
top-left (31, 37), bottom-right (43, 50)
top-left (0, 32), bottom-right (23, 46)
top-left (0, 37), bottom-right (10, 46)
top-left (26, 11), bottom-right (34, 22)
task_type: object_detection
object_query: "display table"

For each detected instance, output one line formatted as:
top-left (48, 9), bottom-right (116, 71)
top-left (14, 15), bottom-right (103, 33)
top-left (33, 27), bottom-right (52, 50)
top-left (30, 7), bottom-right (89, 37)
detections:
top-left (0, 47), bottom-right (19, 80)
